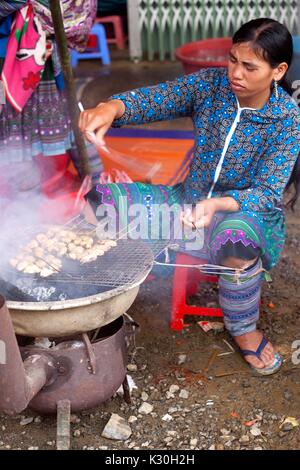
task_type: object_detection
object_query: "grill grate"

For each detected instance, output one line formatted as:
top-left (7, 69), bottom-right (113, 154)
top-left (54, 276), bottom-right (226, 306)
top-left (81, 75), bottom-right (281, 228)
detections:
top-left (2, 216), bottom-right (172, 302)
top-left (52, 239), bottom-right (156, 288)
top-left (45, 214), bottom-right (171, 287)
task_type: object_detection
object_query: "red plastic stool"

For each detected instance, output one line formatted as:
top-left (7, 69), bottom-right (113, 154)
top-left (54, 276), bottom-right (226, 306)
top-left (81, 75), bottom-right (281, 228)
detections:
top-left (96, 16), bottom-right (127, 50)
top-left (171, 252), bottom-right (223, 330)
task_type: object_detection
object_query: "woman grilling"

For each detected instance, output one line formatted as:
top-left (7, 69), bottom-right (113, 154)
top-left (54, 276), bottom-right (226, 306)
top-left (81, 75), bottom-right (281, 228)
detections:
top-left (79, 18), bottom-right (300, 376)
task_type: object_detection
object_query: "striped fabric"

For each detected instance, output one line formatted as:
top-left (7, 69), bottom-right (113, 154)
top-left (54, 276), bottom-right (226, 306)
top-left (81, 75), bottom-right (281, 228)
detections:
top-left (219, 259), bottom-right (263, 337)
top-left (0, 1), bottom-right (27, 19)
top-left (0, 74), bottom-right (73, 163)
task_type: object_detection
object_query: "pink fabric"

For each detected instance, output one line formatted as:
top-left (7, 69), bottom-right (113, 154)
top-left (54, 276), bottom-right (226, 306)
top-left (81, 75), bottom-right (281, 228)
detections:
top-left (1, 4), bottom-right (49, 112)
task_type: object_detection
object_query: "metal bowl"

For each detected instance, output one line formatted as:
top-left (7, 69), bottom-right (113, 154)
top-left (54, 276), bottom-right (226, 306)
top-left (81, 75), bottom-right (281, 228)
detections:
top-left (6, 238), bottom-right (155, 337)
top-left (8, 278), bottom-right (146, 338)
top-left (4, 233), bottom-right (157, 337)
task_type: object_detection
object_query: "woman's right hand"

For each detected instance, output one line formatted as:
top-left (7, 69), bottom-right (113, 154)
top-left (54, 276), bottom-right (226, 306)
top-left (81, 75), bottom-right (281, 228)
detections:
top-left (78, 99), bottom-right (125, 146)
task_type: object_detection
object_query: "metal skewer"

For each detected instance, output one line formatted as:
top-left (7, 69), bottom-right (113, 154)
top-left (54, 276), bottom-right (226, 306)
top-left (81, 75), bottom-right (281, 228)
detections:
top-left (78, 102), bottom-right (162, 179)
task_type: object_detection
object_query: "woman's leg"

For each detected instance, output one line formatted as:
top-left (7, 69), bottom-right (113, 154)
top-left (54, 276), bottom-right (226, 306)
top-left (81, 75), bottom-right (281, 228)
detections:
top-left (218, 257), bottom-right (275, 368)
top-left (209, 212), bottom-right (278, 369)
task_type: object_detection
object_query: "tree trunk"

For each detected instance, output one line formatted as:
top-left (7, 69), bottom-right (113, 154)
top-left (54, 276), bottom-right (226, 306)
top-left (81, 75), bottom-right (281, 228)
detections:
top-left (48, 0), bottom-right (90, 177)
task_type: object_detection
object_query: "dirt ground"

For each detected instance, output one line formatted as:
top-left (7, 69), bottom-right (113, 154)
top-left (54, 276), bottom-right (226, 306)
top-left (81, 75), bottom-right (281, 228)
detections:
top-left (1, 55), bottom-right (300, 451)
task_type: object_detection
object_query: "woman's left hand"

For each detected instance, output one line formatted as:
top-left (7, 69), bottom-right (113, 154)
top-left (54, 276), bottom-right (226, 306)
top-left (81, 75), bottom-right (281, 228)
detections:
top-left (181, 198), bottom-right (218, 229)
top-left (83, 201), bottom-right (98, 226)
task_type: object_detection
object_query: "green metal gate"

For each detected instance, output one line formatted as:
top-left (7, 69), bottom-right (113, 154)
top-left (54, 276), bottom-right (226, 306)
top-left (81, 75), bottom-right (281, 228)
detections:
top-left (128, 0), bottom-right (300, 61)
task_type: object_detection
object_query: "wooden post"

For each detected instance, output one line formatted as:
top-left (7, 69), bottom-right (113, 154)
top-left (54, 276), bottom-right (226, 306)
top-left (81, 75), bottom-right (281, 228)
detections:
top-left (57, 399), bottom-right (71, 450)
top-left (48, 0), bottom-right (90, 177)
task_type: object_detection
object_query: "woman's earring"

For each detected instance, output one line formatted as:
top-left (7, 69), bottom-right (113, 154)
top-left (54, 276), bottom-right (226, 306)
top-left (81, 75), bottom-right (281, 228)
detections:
top-left (274, 80), bottom-right (279, 100)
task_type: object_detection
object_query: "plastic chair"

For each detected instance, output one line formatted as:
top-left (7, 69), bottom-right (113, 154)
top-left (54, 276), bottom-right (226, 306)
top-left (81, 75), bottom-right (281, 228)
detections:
top-left (293, 36), bottom-right (300, 53)
top-left (95, 16), bottom-right (127, 50)
top-left (71, 23), bottom-right (111, 67)
top-left (170, 252), bottom-right (223, 330)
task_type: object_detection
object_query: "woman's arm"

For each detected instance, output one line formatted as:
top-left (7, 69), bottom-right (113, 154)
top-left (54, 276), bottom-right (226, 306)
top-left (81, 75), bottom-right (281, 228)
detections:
top-left (0, 1), bottom-right (27, 19)
top-left (78, 100), bottom-right (125, 146)
top-left (79, 68), bottom-right (221, 144)
top-left (109, 68), bottom-right (218, 127)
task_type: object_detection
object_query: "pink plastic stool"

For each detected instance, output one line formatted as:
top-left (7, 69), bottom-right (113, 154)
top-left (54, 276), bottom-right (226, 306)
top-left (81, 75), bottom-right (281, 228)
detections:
top-left (171, 252), bottom-right (223, 330)
top-left (96, 16), bottom-right (127, 50)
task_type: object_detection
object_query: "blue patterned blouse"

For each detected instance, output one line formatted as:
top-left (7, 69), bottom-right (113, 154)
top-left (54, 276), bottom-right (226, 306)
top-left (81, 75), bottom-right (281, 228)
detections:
top-left (111, 67), bottom-right (300, 216)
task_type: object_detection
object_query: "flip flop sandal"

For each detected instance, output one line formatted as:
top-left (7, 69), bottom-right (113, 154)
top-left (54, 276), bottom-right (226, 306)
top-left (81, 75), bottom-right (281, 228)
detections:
top-left (240, 336), bottom-right (282, 376)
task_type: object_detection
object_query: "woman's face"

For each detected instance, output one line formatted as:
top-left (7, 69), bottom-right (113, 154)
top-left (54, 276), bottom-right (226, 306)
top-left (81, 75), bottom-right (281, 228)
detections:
top-left (227, 42), bottom-right (287, 104)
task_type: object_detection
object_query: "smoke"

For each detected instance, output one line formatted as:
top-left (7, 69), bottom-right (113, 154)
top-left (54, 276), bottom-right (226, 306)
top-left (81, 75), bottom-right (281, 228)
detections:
top-left (0, 155), bottom-right (80, 280)
top-left (1, 192), bottom-right (45, 266)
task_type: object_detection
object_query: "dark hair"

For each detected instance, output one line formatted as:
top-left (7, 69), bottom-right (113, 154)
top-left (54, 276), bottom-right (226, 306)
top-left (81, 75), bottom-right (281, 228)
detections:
top-left (233, 18), bottom-right (300, 209)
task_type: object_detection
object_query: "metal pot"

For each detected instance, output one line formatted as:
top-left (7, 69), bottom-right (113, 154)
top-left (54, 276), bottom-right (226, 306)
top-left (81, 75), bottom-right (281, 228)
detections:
top-left (26, 316), bottom-right (127, 414)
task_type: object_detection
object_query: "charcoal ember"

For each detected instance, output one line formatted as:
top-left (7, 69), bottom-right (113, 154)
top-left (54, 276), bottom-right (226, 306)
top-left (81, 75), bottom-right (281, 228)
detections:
top-left (0, 278), bottom-right (36, 302)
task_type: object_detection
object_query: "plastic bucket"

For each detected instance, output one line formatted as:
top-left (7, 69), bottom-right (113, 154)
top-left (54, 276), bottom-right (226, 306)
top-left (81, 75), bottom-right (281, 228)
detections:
top-left (175, 37), bottom-right (232, 74)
